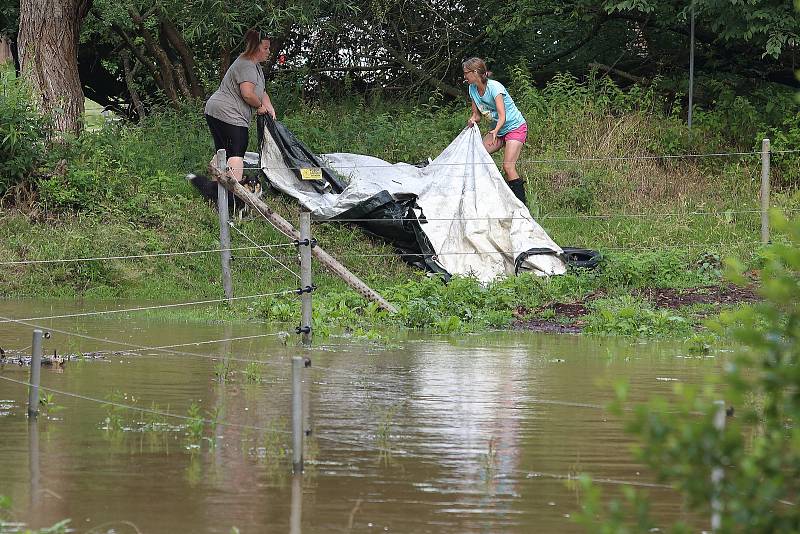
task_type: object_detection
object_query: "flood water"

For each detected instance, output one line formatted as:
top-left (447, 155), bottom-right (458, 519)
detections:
top-left (0, 300), bottom-right (720, 533)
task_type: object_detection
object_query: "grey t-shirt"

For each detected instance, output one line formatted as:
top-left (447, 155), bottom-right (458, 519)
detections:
top-left (204, 57), bottom-right (265, 127)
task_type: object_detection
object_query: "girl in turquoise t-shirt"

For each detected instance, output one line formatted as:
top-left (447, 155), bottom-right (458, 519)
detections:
top-left (464, 57), bottom-right (528, 205)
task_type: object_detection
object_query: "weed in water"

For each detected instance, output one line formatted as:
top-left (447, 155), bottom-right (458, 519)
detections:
top-left (207, 405), bottom-right (223, 450)
top-left (38, 392), bottom-right (63, 414)
top-left (213, 360), bottom-right (233, 383)
top-left (685, 332), bottom-right (718, 355)
top-left (102, 390), bottom-right (130, 433)
top-left (483, 436), bottom-right (498, 474)
top-left (141, 402), bottom-right (170, 431)
top-left (0, 494), bottom-right (10, 521)
top-left (0, 492), bottom-right (70, 532)
top-left (243, 362), bottom-right (262, 384)
top-left (184, 402), bottom-right (204, 450)
top-left (375, 404), bottom-right (401, 463)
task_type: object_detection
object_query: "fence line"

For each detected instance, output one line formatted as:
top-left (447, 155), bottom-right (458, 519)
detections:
top-left (0, 316), bottom-right (293, 365)
top-left (516, 469), bottom-right (672, 489)
top-left (121, 333), bottom-right (289, 354)
top-left (10, 368), bottom-right (787, 501)
top-left (3, 210), bottom-right (794, 268)
top-left (1, 362), bottom-right (731, 490)
top-left (0, 244), bottom-right (294, 266)
top-left (318, 208), bottom-right (800, 224)
top-left (0, 374), bottom-right (410, 456)
top-left (302, 242), bottom-right (762, 260)
top-left (0, 290), bottom-right (298, 324)
top-left (242, 147), bottom-right (800, 172)
top-left (0, 375), bottom-right (290, 434)
top-left (229, 221), bottom-right (301, 281)
top-left (218, 242), bottom-right (763, 262)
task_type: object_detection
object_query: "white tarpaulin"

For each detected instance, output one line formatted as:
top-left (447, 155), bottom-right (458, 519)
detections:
top-left (260, 124), bottom-right (566, 283)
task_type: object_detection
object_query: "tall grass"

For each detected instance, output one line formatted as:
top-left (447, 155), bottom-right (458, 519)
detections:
top-left (0, 70), bottom-right (797, 333)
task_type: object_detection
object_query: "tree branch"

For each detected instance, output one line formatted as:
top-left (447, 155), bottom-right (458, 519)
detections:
top-left (159, 17), bottom-right (203, 98)
top-left (533, 15), bottom-right (607, 69)
top-left (588, 62), bottom-right (649, 84)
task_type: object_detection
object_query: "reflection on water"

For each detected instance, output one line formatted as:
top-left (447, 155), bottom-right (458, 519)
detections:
top-left (0, 300), bottom-right (719, 533)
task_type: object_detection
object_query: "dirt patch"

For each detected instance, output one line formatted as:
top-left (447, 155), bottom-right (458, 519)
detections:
top-left (637, 284), bottom-right (761, 309)
top-left (512, 294), bottom-right (600, 334)
top-left (514, 319), bottom-right (583, 334)
top-left (512, 284), bottom-right (760, 334)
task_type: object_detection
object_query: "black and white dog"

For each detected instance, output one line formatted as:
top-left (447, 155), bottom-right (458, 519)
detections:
top-left (186, 169), bottom-right (263, 218)
top-left (187, 150), bottom-right (265, 217)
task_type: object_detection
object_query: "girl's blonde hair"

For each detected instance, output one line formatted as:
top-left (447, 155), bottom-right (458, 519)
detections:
top-left (462, 57), bottom-right (492, 84)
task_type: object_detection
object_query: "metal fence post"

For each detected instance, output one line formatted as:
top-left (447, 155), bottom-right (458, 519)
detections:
top-left (760, 138), bottom-right (771, 245)
top-left (292, 356), bottom-right (304, 474)
top-left (27, 329), bottom-right (43, 418)
top-left (217, 149), bottom-right (233, 303)
top-left (28, 415), bottom-right (40, 509)
top-left (299, 210), bottom-right (313, 346)
top-left (711, 400), bottom-right (726, 532)
top-left (290, 470), bottom-right (303, 534)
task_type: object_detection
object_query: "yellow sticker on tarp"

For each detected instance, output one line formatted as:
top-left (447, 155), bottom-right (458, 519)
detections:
top-left (300, 168), bottom-right (322, 180)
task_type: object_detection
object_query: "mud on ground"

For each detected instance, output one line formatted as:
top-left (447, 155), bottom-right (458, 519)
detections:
top-left (513, 284), bottom-right (761, 334)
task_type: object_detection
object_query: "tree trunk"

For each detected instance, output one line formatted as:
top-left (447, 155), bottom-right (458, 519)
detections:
top-left (0, 36), bottom-right (12, 65)
top-left (128, 6), bottom-right (180, 106)
top-left (122, 52), bottom-right (145, 119)
top-left (160, 18), bottom-right (204, 98)
top-left (18, 0), bottom-right (92, 135)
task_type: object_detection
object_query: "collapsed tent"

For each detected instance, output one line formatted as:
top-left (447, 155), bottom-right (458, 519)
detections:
top-left (256, 116), bottom-right (573, 283)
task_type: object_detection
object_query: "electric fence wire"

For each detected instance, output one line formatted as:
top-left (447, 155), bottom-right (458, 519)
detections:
top-left (316, 208), bottom-right (800, 223)
top-left (0, 372), bottom-right (735, 489)
top-left (215, 166), bottom-right (298, 244)
top-left (228, 221), bottom-right (301, 281)
top-left (0, 374), bottom-right (287, 434)
top-left (0, 244), bottom-right (295, 266)
top-left (0, 316), bottom-right (294, 366)
top-left (249, 241), bottom-right (763, 261)
top-left (0, 374), bottom-right (411, 455)
top-left (0, 289), bottom-right (297, 324)
top-left (1, 210), bottom-right (793, 267)
top-left (0, 242), bottom-right (768, 268)
top-left (235, 147), bottom-right (800, 172)
top-left (309, 367), bottom-right (692, 414)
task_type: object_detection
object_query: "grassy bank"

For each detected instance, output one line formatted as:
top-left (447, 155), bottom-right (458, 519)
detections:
top-left (1, 70), bottom-right (798, 337)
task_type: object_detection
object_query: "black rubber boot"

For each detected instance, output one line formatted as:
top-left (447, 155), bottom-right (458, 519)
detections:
top-left (507, 179), bottom-right (527, 205)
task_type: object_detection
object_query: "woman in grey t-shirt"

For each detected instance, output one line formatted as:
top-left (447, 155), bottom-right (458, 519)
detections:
top-left (205, 29), bottom-right (276, 182)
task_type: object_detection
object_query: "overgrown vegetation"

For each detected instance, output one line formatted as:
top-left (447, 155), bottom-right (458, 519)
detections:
top-left (1, 69), bottom-right (798, 337)
top-left (575, 212), bottom-right (800, 532)
top-left (0, 65), bottom-right (50, 197)
top-left (0, 493), bottom-right (70, 533)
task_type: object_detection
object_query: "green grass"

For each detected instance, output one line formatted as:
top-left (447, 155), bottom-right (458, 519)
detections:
top-left (1, 72), bottom-right (798, 337)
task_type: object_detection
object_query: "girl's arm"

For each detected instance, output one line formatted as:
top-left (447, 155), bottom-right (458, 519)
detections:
top-left (489, 94), bottom-right (506, 142)
top-left (468, 101), bottom-right (481, 126)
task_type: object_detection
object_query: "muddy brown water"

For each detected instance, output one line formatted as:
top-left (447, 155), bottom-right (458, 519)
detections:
top-left (0, 300), bottom-right (723, 533)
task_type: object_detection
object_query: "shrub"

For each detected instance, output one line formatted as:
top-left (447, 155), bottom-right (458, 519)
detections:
top-left (576, 213), bottom-right (800, 532)
top-left (0, 65), bottom-right (50, 196)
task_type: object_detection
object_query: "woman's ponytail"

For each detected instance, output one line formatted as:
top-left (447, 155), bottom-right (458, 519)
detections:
top-left (242, 28), bottom-right (265, 58)
top-left (462, 57), bottom-right (491, 84)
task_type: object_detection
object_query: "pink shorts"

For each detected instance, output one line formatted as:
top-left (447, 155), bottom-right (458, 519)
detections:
top-left (502, 122), bottom-right (528, 144)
